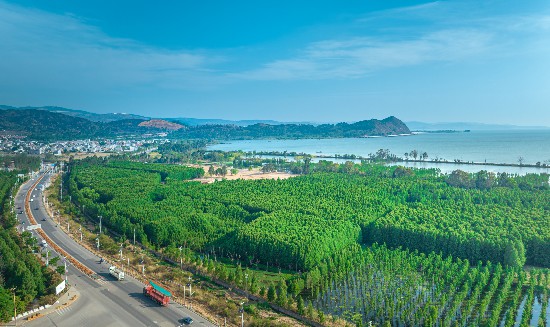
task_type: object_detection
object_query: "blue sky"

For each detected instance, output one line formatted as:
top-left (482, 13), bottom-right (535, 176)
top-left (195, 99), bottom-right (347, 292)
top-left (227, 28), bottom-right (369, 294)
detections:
top-left (1, 1), bottom-right (549, 125)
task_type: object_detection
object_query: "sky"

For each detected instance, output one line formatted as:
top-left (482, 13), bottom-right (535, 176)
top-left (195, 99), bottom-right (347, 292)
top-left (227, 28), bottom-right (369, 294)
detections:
top-left (1, 0), bottom-right (550, 125)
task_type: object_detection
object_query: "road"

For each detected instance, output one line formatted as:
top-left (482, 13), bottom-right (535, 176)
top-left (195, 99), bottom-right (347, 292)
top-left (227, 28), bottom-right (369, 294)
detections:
top-left (16, 172), bottom-right (213, 327)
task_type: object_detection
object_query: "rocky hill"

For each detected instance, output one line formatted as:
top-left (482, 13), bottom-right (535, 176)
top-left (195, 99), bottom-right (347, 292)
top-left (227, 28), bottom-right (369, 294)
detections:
top-left (138, 119), bottom-right (185, 131)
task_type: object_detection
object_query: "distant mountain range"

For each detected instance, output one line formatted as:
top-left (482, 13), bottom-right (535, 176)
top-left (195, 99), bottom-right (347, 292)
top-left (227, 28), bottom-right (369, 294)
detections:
top-left (406, 121), bottom-right (550, 131)
top-left (2, 105), bottom-right (546, 130)
top-left (0, 106), bottom-right (409, 141)
top-left (171, 117), bottom-right (304, 126)
top-left (0, 105), bottom-right (308, 126)
top-left (0, 105), bottom-right (148, 123)
top-left (0, 109), bottom-right (171, 141)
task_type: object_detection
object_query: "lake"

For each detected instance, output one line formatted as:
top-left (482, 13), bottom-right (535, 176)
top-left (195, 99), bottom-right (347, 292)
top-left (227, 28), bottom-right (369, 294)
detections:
top-left (207, 130), bottom-right (550, 175)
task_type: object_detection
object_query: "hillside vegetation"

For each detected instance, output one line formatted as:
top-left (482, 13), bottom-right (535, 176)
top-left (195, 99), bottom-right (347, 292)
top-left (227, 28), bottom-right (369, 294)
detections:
top-left (0, 109), bottom-right (409, 141)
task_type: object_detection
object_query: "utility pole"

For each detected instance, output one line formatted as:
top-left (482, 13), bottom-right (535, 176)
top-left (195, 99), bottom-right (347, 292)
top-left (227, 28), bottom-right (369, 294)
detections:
top-left (133, 228), bottom-right (136, 245)
top-left (96, 236), bottom-right (100, 251)
top-left (79, 225), bottom-right (82, 242)
top-left (98, 216), bottom-right (102, 234)
top-left (119, 244), bottom-right (123, 260)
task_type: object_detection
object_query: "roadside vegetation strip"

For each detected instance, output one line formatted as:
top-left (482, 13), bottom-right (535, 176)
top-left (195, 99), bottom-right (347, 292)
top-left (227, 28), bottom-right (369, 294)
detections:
top-left (25, 174), bottom-right (95, 277)
top-left (1, 172), bottom-right (64, 323)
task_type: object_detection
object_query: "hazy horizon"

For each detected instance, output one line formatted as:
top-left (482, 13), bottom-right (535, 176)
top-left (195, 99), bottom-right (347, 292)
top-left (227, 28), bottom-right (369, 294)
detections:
top-left (4, 104), bottom-right (550, 128)
top-left (1, 1), bottom-right (549, 125)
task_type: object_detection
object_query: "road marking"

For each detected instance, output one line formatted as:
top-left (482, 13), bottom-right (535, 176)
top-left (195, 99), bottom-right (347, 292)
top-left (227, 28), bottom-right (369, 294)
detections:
top-left (95, 278), bottom-right (107, 286)
top-left (56, 307), bottom-right (72, 315)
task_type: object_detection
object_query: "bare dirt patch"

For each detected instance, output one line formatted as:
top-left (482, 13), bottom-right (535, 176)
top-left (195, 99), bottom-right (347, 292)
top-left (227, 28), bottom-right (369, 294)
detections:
top-left (194, 166), bottom-right (297, 183)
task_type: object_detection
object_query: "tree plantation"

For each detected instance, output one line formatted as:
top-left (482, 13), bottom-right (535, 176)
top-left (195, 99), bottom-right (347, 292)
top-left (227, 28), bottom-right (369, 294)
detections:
top-left (66, 159), bottom-right (550, 325)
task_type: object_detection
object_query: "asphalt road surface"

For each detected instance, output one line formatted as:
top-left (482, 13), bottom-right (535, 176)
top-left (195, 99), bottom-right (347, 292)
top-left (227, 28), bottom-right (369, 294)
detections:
top-left (16, 171), bottom-right (213, 327)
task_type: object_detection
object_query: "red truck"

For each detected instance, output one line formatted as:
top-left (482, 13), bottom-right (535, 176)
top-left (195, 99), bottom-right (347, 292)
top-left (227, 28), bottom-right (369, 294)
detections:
top-left (143, 280), bottom-right (172, 306)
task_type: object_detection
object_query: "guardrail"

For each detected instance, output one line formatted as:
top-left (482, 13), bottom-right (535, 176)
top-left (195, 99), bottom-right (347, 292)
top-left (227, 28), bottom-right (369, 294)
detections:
top-left (25, 175), bottom-right (95, 277)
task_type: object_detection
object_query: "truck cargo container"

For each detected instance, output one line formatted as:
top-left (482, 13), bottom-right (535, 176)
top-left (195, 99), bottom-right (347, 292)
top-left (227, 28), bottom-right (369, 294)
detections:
top-left (143, 280), bottom-right (171, 306)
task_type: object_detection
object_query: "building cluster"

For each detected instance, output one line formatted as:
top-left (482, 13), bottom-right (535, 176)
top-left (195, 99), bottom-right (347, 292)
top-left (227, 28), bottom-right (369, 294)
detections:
top-left (0, 135), bottom-right (169, 156)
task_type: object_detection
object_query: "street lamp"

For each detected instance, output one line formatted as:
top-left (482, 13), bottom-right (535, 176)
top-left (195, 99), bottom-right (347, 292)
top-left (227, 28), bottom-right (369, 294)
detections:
top-left (10, 287), bottom-right (17, 327)
top-left (183, 284), bottom-right (186, 306)
top-left (179, 246), bottom-right (183, 269)
top-left (63, 257), bottom-right (68, 282)
top-left (239, 301), bottom-right (245, 327)
top-left (98, 216), bottom-right (102, 234)
top-left (187, 276), bottom-right (192, 297)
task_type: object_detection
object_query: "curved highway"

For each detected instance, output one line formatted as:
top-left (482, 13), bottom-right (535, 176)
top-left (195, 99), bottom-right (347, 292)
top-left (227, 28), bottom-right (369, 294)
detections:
top-left (16, 171), bottom-right (213, 327)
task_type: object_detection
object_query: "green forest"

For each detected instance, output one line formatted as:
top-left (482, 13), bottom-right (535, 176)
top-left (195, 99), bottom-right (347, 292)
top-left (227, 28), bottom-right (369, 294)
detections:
top-left (0, 172), bottom-right (61, 322)
top-left (68, 160), bottom-right (550, 269)
top-left (0, 154), bottom-right (41, 173)
top-left (66, 159), bottom-right (550, 325)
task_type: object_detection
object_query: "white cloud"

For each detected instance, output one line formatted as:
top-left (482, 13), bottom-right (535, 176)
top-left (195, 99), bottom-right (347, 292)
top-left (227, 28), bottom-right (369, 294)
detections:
top-left (234, 2), bottom-right (550, 82)
top-left (235, 28), bottom-right (493, 81)
top-left (0, 1), bottom-right (218, 92)
top-left (0, 0), bottom-right (548, 96)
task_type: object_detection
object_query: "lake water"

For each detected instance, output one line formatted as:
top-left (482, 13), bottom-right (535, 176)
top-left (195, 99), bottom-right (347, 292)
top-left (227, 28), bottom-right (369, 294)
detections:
top-left (208, 130), bottom-right (550, 175)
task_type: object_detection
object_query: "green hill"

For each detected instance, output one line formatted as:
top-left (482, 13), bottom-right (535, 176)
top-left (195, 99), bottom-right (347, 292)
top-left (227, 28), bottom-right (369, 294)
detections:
top-left (0, 108), bottom-right (410, 141)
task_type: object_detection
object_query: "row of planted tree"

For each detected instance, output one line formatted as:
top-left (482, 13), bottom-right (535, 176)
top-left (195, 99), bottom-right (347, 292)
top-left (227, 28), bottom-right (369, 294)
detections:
top-left (68, 159), bottom-right (550, 269)
top-left (148, 240), bottom-right (550, 326)
top-left (64, 158), bottom-right (550, 325)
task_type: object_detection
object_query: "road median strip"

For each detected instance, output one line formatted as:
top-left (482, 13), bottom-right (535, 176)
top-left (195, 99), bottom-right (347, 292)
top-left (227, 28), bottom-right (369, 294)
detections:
top-left (25, 175), bottom-right (95, 277)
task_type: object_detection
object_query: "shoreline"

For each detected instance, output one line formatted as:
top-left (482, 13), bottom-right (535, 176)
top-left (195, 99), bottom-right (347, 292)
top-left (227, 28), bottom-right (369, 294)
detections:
top-left (243, 153), bottom-right (550, 170)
